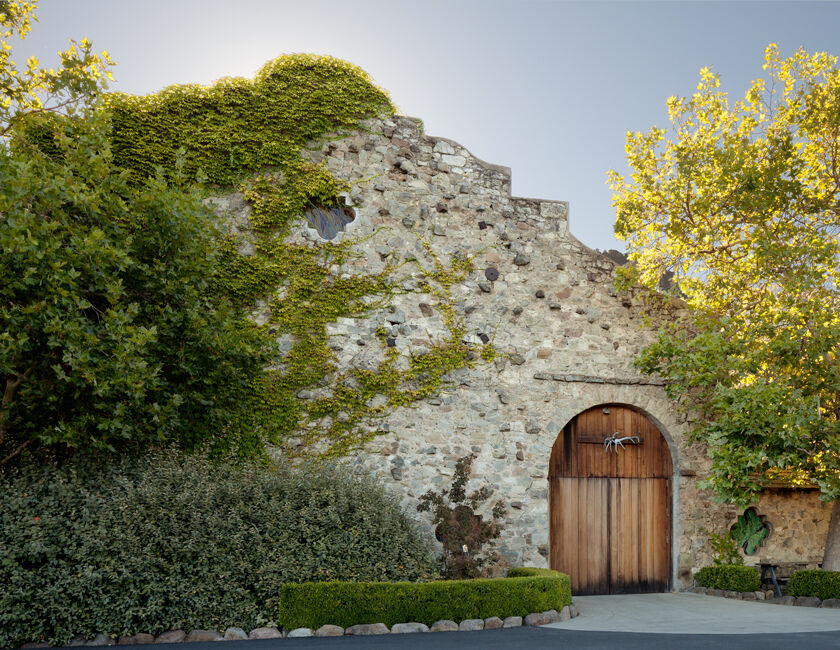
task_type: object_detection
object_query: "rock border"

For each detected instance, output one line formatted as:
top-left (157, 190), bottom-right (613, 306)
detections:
top-left (18, 604), bottom-right (580, 648)
top-left (690, 586), bottom-right (840, 608)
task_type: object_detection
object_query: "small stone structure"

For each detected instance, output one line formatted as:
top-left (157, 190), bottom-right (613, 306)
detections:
top-left (208, 115), bottom-right (830, 590)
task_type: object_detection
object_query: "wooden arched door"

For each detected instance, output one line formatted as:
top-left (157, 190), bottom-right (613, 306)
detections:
top-left (549, 404), bottom-right (672, 595)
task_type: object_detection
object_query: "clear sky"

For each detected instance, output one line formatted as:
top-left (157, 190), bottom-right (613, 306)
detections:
top-left (16, 0), bottom-right (840, 251)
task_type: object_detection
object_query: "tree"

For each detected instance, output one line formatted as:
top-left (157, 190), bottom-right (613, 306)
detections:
top-left (417, 455), bottom-right (506, 579)
top-left (0, 2), bottom-right (273, 465)
top-left (608, 44), bottom-right (840, 569)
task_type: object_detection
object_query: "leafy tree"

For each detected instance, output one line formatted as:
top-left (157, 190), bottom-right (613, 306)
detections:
top-left (609, 44), bottom-right (840, 569)
top-left (0, 1), bottom-right (273, 465)
top-left (417, 455), bottom-right (506, 579)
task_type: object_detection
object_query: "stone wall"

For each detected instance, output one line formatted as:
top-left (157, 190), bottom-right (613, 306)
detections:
top-left (208, 115), bottom-right (830, 590)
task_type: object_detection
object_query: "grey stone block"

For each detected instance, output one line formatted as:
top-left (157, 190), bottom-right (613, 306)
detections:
top-left (502, 616), bottom-right (523, 628)
top-left (795, 596), bottom-right (822, 607)
top-left (315, 625), bottom-right (344, 637)
top-left (391, 622), bottom-right (429, 634)
top-left (458, 619), bottom-right (484, 631)
top-left (222, 628), bottom-right (248, 641)
top-left (524, 610), bottom-right (559, 626)
top-left (248, 627), bottom-right (283, 639)
top-left (821, 598), bottom-right (840, 608)
top-left (483, 617), bottom-right (503, 630)
top-left (345, 623), bottom-right (389, 635)
top-left (286, 628), bottom-right (312, 638)
top-left (154, 631), bottom-right (186, 644)
top-left (430, 620), bottom-right (458, 632)
top-left (185, 630), bottom-right (221, 643)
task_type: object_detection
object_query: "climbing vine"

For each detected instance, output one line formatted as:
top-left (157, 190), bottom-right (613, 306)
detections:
top-left (104, 54), bottom-right (494, 458)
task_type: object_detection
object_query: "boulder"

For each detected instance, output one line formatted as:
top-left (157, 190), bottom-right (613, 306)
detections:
top-left (502, 616), bottom-right (523, 628)
top-left (185, 630), bottom-right (221, 643)
top-left (154, 631), bottom-right (186, 644)
top-left (286, 629), bottom-right (312, 638)
top-left (458, 619), bottom-right (483, 631)
top-left (483, 617), bottom-right (503, 630)
top-left (223, 628), bottom-right (248, 641)
top-left (795, 596), bottom-right (822, 608)
top-left (315, 625), bottom-right (344, 637)
top-left (430, 620), bottom-right (458, 632)
top-left (390, 623), bottom-right (429, 634)
top-left (345, 623), bottom-right (389, 635)
top-left (248, 627), bottom-right (283, 639)
top-left (524, 610), bottom-right (559, 626)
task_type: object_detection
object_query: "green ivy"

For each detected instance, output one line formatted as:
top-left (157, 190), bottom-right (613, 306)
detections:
top-left (104, 54), bottom-right (495, 458)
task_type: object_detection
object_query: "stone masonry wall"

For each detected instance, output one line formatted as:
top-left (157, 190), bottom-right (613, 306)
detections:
top-left (208, 115), bottom-right (830, 590)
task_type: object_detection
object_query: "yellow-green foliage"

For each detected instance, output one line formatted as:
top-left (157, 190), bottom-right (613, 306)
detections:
top-left (105, 54), bottom-right (493, 457)
top-left (106, 54), bottom-right (394, 186)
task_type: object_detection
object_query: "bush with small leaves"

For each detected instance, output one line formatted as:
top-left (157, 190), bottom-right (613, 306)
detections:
top-left (788, 570), bottom-right (840, 600)
top-left (695, 565), bottom-right (760, 592)
top-left (417, 455), bottom-right (506, 579)
top-left (0, 452), bottom-right (436, 648)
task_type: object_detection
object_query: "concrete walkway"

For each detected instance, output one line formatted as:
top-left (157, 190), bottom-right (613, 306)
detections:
top-left (544, 593), bottom-right (840, 634)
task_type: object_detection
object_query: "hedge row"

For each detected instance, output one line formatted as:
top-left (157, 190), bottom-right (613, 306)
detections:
top-left (0, 454), bottom-right (435, 648)
top-left (507, 567), bottom-right (564, 578)
top-left (789, 570), bottom-right (840, 600)
top-left (276, 575), bottom-right (572, 630)
top-left (695, 565), bottom-right (761, 592)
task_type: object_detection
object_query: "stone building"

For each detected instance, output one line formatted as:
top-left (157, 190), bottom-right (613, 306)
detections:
top-left (209, 114), bottom-right (830, 593)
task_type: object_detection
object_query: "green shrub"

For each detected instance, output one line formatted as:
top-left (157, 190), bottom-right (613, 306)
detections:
top-left (276, 575), bottom-right (572, 629)
top-left (695, 564), bottom-right (761, 592)
top-left (789, 570), bottom-right (840, 599)
top-left (0, 453), bottom-right (435, 648)
top-left (506, 567), bottom-right (565, 578)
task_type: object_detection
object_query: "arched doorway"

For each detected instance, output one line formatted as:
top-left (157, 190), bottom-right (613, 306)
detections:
top-left (549, 404), bottom-right (672, 595)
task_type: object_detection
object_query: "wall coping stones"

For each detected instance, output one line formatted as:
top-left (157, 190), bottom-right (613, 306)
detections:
top-left (533, 373), bottom-right (667, 386)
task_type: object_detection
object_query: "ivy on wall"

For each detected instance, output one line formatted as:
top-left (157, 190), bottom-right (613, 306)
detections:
top-left (105, 54), bottom-right (493, 457)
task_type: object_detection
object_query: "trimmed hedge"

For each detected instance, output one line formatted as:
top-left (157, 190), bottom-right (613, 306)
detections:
top-left (695, 565), bottom-right (761, 592)
top-left (789, 570), bottom-right (840, 600)
top-left (507, 567), bottom-right (564, 578)
top-left (276, 575), bottom-right (572, 629)
top-left (0, 453), bottom-right (435, 648)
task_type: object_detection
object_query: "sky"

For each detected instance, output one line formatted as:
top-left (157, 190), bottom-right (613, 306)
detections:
top-left (15, 0), bottom-right (840, 251)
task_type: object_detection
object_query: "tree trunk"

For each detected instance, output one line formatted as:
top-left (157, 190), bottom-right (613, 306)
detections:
top-left (823, 500), bottom-right (840, 571)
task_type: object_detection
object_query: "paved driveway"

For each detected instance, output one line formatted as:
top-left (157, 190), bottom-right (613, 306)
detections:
top-left (545, 592), bottom-right (840, 634)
